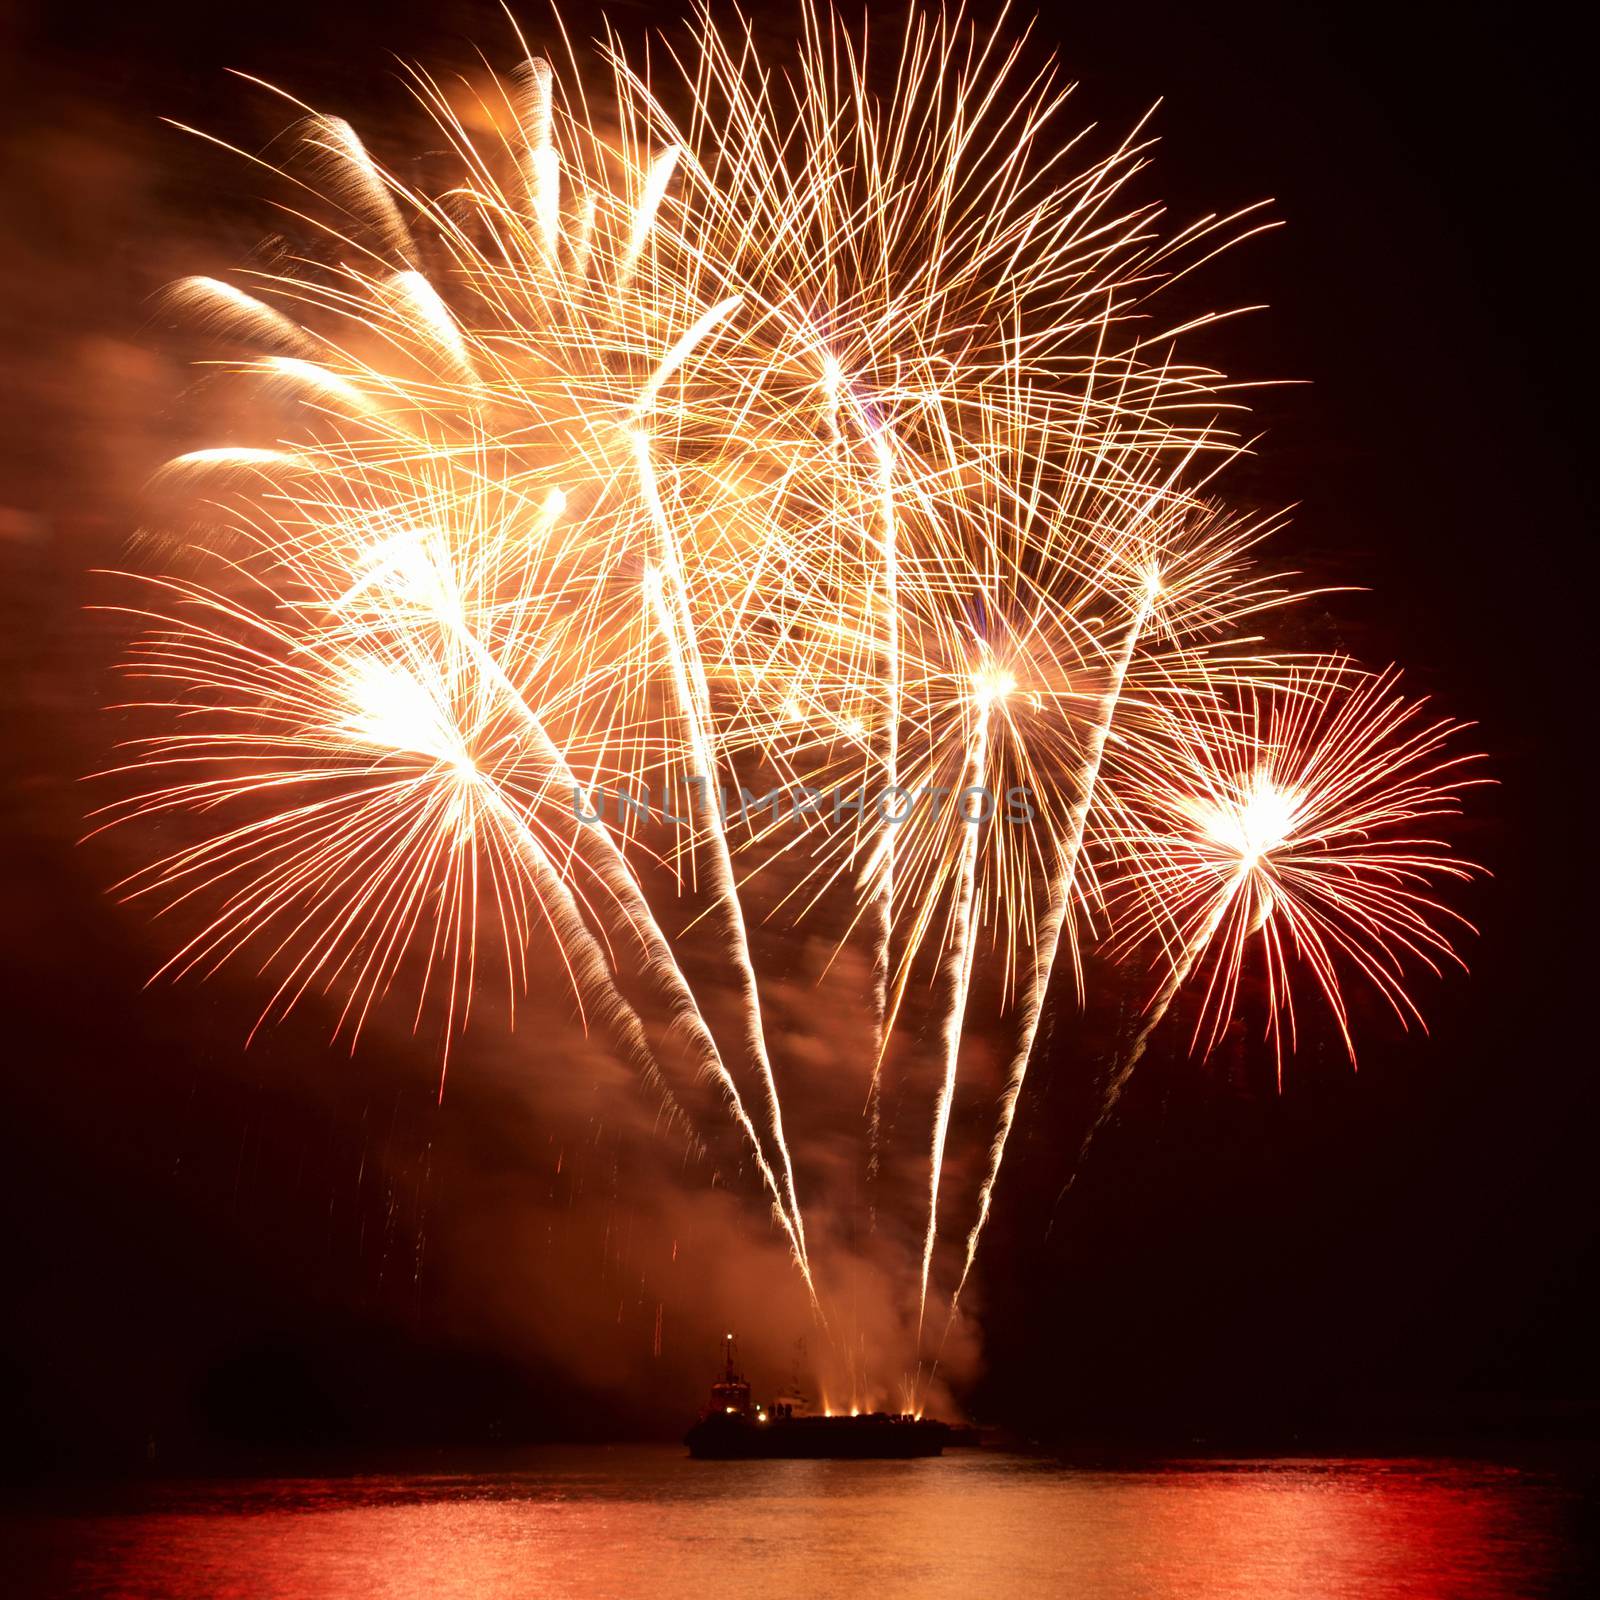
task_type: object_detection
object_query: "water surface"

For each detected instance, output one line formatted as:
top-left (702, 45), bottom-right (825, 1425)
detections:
top-left (5, 1447), bottom-right (1589, 1598)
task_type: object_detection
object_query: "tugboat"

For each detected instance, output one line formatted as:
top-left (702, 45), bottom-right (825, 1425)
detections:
top-left (684, 1336), bottom-right (948, 1459)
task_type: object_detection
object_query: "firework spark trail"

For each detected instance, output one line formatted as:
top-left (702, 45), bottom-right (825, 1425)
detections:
top-left (432, 581), bottom-right (819, 1292)
top-left (864, 431), bottom-right (901, 1185)
top-left (473, 765), bottom-right (692, 1131)
top-left (940, 578), bottom-right (1157, 1329)
top-left (635, 433), bottom-right (812, 1278)
top-left (1061, 876), bottom-right (1237, 1199)
top-left (332, 522), bottom-right (820, 1291)
top-left (915, 689), bottom-right (993, 1345)
top-left (627, 294), bottom-right (745, 420)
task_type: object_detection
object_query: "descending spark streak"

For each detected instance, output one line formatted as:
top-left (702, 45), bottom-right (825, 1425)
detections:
top-left (518, 56), bottom-right (561, 254)
top-left (864, 433), bottom-right (901, 1176)
top-left (944, 577), bottom-right (1159, 1324)
top-left (635, 573), bottom-right (817, 1298)
top-left (474, 769), bottom-right (690, 1127)
top-left (260, 357), bottom-right (375, 415)
top-left (163, 447), bottom-right (306, 474)
top-left (165, 276), bottom-right (314, 353)
top-left (386, 270), bottom-right (475, 381)
top-left (629, 295), bottom-right (743, 419)
top-left (489, 694), bottom-right (818, 1290)
top-left (620, 146), bottom-right (681, 283)
top-left (338, 536), bottom-right (818, 1293)
top-left (1065, 876), bottom-right (1237, 1188)
top-left (634, 433), bottom-right (812, 1278)
top-left (305, 113), bottom-right (413, 257)
top-left (916, 689), bottom-right (992, 1343)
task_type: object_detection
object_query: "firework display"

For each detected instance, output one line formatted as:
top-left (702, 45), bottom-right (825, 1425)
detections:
top-left (92, 5), bottom-right (1485, 1396)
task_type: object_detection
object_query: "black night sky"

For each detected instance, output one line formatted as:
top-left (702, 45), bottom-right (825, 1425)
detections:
top-left (0, 0), bottom-right (1591, 1476)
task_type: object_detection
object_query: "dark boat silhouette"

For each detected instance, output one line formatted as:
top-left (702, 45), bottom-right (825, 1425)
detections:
top-left (684, 1336), bottom-right (948, 1459)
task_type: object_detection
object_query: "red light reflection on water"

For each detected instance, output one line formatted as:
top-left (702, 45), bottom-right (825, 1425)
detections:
top-left (6, 1449), bottom-right (1582, 1599)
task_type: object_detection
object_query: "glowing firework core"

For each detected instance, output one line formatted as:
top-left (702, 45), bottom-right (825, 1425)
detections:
top-left (1188, 769), bottom-right (1302, 867)
top-left (970, 666), bottom-right (1018, 711)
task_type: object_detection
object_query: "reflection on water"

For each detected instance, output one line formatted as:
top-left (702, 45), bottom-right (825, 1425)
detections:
top-left (5, 1448), bottom-right (1589, 1599)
